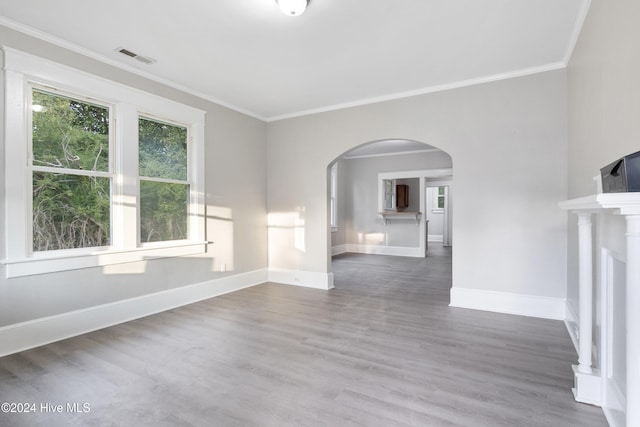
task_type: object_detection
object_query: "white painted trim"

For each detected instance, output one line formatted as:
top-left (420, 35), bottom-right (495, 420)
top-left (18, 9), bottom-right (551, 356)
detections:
top-left (572, 364), bottom-right (603, 406)
top-left (0, 17), bottom-right (265, 121)
top-left (563, 0), bottom-right (592, 65)
top-left (268, 268), bottom-right (335, 290)
top-left (346, 244), bottom-right (423, 258)
top-left (343, 148), bottom-right (440, 160)
top-left (268, 62), bottom-right (566, 122)
top-left (1, 47), bottom-right (207, 278)
top-left (379, 169), bottom-right (453, 181)
top-left (565, 299), bottom-right (580, 354)
top-left (3, 242), bottom-right (208, 278)
top-left (603, 380), bottom-right (626, 427)
top-left (600, 247), bottom-right (627, 426)
top-left (428, 235), bottom-right (444, 243)
top-left (331, 244), bottom-right (347, 256)
top-left (0, 268), bottom-right (268, 357)
top-left (449, 287), bottom-right (566, 320)
top-left (377, 169), bottom-right (451, 258)
top-left (0, 16), bottom-right (575, 124)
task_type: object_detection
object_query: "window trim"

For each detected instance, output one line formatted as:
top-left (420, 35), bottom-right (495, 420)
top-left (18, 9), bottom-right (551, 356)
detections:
top-left (330, 163), bottom-right (338, 230)
top-left (30, 86), bottom-right (116, 252)
top-left (2, 48), bottom-right (206, 278)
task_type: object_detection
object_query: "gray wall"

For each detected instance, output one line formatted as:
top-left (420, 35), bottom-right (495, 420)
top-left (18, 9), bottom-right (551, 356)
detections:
top-left (267, 70), bottom-right (568, 298)
top-left (0, 25), bottom-right (268, 326)
top-left (566, 0), bottom-right (640, 312)
top-left (343, 151), bottom-right (451, 249)
top-left (566, 0), bottom-right (640, 358)
top-left (567, 0), bottom-right (640, 198)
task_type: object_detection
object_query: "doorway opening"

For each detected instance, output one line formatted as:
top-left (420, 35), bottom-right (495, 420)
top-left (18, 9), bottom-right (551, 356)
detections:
top-left (327, 139), bottom-right (453, 288)
top-left (425, 179), bottom-right (452, 249)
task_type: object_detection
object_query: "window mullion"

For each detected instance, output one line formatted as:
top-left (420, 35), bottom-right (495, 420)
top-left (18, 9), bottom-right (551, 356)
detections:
top-left (112, 103), bottom-right (139, 249)
top-left (2, 48), bottom-right (206, 277)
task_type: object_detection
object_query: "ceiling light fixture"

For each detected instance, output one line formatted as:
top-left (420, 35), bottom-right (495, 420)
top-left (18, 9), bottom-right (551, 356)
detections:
top-left (277, 0), bottom-right (309, 16)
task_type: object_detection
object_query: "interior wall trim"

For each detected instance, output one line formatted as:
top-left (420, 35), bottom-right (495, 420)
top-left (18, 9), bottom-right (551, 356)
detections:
top-left (267, 269), bottom-right (335, 290)
top-left (331, 244), bottom-right (348, 256)
top-left (346, 244), bottom-right (423, 258)
top-left (450, 287), bottom-right (566, 320)
top-left (0, 268), bottom-right (268, 357)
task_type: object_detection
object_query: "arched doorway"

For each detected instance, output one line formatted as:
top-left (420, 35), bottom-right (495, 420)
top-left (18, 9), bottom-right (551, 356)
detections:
top-left (326, 139), bottom-right (453, 286)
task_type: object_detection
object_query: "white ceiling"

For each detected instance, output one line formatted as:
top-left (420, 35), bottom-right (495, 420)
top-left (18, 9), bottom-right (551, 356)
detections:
top-left (0, 0), bottom-right (588, 121)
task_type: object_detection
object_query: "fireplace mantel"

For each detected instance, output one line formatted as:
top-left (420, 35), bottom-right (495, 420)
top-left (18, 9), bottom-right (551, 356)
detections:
top-left (559, 192), bottom-right (640, 213)
top-left (560, 193), bottom-right (640, 427)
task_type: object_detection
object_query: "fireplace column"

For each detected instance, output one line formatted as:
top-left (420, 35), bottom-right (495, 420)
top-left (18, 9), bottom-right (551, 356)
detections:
top-left (571, 212), bottom-right (600, 404)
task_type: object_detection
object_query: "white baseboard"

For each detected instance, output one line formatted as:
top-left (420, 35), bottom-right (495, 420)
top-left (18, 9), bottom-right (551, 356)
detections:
top-left (449, 287), bottom-right (566, 320)
top-left (572, 365), bottom-right (602, 406)
top-left (331, 244), bottom-right (347, 256)
top-left (428, 235), bottom-right (444, 242)
top-left (346, 243), bottom-right (423, 258)
top-left (268, 268), bottom-right (334, 290)
top-left (0, 268), bottom-right (268, 357)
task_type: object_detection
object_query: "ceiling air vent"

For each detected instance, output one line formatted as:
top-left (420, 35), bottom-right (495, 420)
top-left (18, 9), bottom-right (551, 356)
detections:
top-left (116, 47), bottom-right (156, 65)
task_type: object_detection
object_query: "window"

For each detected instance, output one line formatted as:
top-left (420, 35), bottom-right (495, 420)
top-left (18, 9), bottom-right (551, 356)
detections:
top-left (138, 117), bottom-right (189, 243)
top-left (330, 163), bottom-right (338, 229)
top-left (2, 48), bottom-right (206, 278)
top-left (31, 89), bottom-right (113, 252)
top-left (383, 179), bottom-right (396, 211)
top-left (437, 186), bottom-right (446, 209)
top-left (431, 186), bottom-right (446, 213)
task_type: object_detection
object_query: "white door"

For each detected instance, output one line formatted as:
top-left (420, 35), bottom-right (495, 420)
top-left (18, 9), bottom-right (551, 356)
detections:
top-left (425, 182), bottom-right (452, 247)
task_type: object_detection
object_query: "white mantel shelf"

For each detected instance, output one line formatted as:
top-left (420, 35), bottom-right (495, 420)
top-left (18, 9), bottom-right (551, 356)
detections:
top-left (559, 192), bottom-right (640, 213)
top-left (379, 211), bottom-right (422, 225)
top-left (560, 192), bottom-right (640, 427)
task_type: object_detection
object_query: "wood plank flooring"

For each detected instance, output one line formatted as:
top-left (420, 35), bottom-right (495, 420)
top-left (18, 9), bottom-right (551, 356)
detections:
top-left (0, 245), bottom-right (607, 426)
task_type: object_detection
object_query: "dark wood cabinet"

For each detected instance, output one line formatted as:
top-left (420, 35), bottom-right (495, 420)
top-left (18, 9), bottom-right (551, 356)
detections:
top-left (396, 184), bottom-right (409, 209)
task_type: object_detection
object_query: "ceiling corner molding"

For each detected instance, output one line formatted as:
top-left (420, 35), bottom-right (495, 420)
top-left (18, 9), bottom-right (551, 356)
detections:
top-left (0, 16), bottom-right (267, 122)
top-left (562, 0), bottom-right (592, 66)
top-left (266, 62), bottom-right (567, 122)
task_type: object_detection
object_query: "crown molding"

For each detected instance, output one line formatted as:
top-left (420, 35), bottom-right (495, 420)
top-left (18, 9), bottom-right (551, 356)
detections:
top-left (563, 0), bottom-right (592, 65)
top-left (266, 62), bottom-right (566, 122)
top-left (0, 16), bottom-right (267, 121)
top-left (1, 14), bottom-right (579, 124)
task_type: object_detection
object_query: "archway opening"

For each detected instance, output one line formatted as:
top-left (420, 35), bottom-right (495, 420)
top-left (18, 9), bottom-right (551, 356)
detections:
top-left (326, 139), bottom-right (453, 289)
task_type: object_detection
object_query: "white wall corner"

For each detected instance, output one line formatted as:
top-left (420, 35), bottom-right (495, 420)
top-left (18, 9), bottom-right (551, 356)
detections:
top-left (449, 287), bottom-right (567, 320)
top-left (0, 268), bottom-right (268, 357)
top-left (268, 268), bottom-right (335, 290)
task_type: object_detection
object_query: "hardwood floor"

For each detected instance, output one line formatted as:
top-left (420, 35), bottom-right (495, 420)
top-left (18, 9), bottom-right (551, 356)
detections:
top-left (0, 246), bottom-right (607, 426)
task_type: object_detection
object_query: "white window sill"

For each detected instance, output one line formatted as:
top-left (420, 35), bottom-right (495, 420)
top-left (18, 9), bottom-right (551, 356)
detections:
top-left (1, 241), bottom-right (208, 278)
